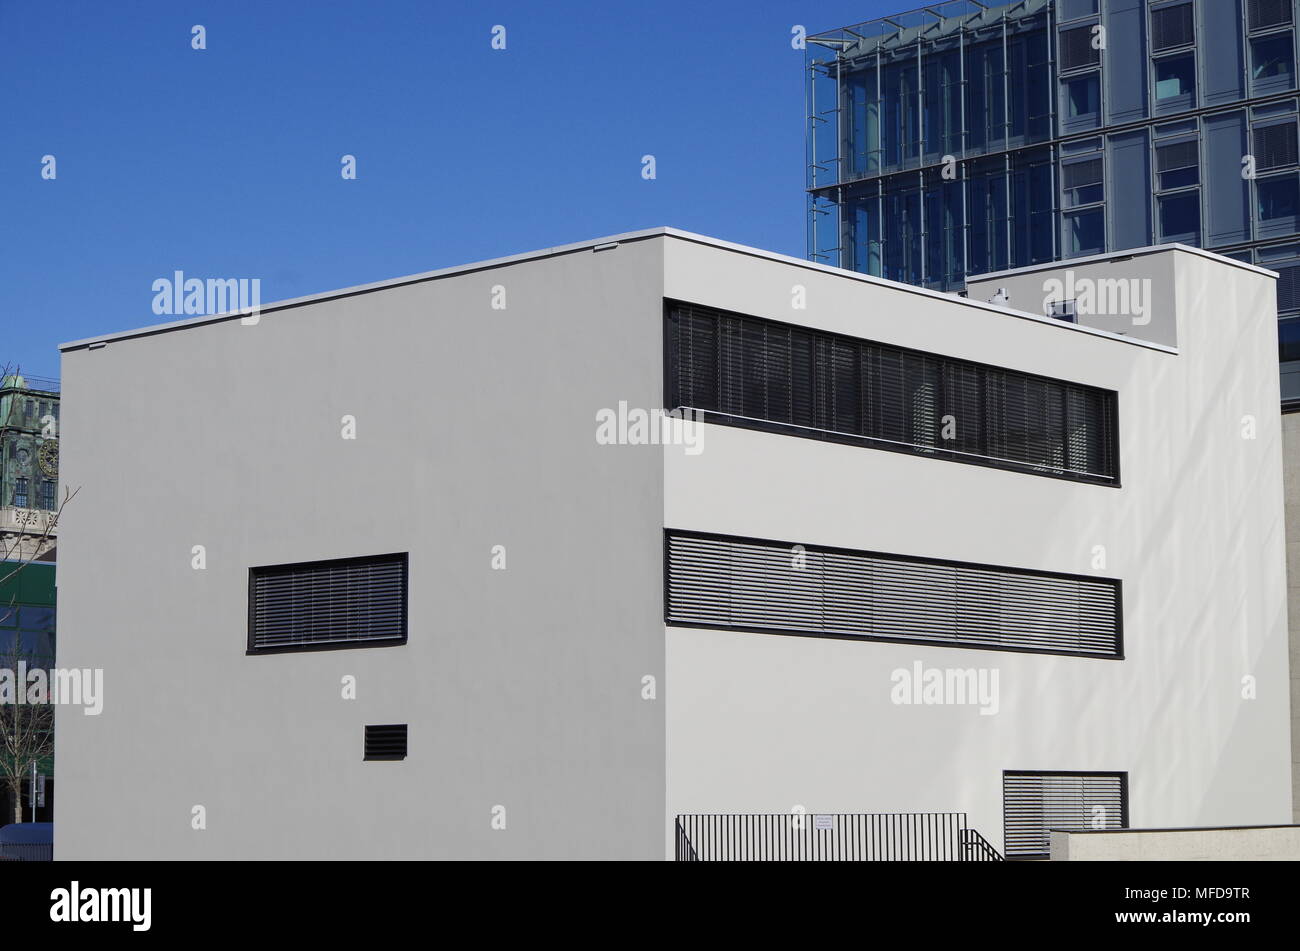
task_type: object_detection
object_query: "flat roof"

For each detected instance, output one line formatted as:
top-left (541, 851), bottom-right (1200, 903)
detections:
top-left (61, 227), bottom-right (1194, 355)
top-left (967, 242), bottom-right (1278, 283)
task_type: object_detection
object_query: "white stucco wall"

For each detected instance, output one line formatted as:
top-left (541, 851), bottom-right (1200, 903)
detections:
top-left (51, 228), bottom-right (1290, 860)
top-left (663, 238), bottom-right (1290, 857)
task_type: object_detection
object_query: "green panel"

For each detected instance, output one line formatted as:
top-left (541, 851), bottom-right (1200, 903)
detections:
top-left (0, 560), bottom-right (56, 610)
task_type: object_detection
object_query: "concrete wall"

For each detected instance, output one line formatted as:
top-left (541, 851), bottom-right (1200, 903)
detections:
top-left (966, 246), bottom-right (1181, 348)
top-left (1052, 826), bottom-right (1300, 860)
top-left (55, 237), bottom-right (668, 859)
top-left (663, 238), bottom-right (1290, 857)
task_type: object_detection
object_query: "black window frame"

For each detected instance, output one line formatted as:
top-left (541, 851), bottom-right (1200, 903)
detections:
top-left (664, 301), bottom-right (1121, 487)
top-left (247, 552), bottom-right (409, 655)
top-left (1003, 769), bottom-right (1129, 860)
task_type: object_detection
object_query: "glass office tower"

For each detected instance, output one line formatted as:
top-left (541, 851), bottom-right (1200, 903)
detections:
top-left (806, 0), bottom-right (1300, 399)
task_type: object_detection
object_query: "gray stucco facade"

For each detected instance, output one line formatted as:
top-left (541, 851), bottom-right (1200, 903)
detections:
top-left (55, 235), bottom-right (667, 859)
top-left (55, 229), bottom-right (1291, 859)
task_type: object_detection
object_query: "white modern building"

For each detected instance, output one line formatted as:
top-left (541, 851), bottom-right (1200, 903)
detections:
top-left (54, 228), bottom-right (1290, 859)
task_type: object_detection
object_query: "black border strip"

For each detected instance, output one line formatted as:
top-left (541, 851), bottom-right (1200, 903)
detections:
top-left (664, 300), bottom-right (1122, 488)
top-left (246, 551), bottom-right (410, 655)
top-left (1003, 769), bottom-right (1130, 860)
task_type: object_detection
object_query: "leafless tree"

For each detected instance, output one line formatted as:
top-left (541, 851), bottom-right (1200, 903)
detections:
top-left (0, 361), bottom-right (77, 823)
top-left (0, 635), bottom-right (55, 824)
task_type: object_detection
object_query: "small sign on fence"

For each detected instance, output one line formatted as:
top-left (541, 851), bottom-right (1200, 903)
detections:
top-left (813, 814), bottom-right (834, 831)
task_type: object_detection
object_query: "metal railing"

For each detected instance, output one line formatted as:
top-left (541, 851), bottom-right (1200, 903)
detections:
top-left (675, 819), bottom-right (699, 862)
top-left (961, 828), bottom-right (1005, 862)
top-left (675, 812), bottom-right (1002, 861)
top-left (0, 375), bottom-right (59, 394)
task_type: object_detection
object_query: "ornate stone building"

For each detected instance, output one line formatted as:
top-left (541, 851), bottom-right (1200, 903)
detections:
top-left (0, 373), bottom-right (59, 563)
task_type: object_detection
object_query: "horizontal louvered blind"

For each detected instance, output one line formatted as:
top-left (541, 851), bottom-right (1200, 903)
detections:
top-left (1249, 0), bottom-right (1292, 31)
top-left (1254, 122), bottom-right (1299, 171)
top-left (1150, 3), bottom-right (1194, 51)
top-left (666, 302), bottom-right (1119, 484)
top-left (1062, 158), bottom-right (1103, 190)
top-left (1059, 25), bottom-right (1101, 70)
top-left (1156, 140), bottom-right (1198, 173)
top-left (249, 553), bottom-right (408, 651)
top-left (1277, 263), bottom-right (1300, 312)
top-left (1003, 771), bottom-right (1127, 859)
top-left (666, 532), bottom-right (1122, 658)
top-left (364, 724), bottom-right (408, 761)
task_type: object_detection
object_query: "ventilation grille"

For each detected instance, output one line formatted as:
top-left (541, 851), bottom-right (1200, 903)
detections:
top-left (249, 553), bottom-right (408, 652)
top-left (364, 724), bottom-right (408, 761)
top-left (666, 531), bottom-right (1123, 658)
top-left (1003, 772), bottom-right (1128, 859)
top-left (1150, 3), bottom-right (1194, 51)
top-left (666, 302), bottom-right (1120, 484)
top-left (1254, 122), bottom-right (1299, 171)
top-left (1249, 0), bottom-right (1293, 31)
top-left (1059, 25), bottom-right (1101, 71)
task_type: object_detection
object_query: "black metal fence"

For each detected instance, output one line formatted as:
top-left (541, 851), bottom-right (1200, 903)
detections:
top-left (675, 812), bottom-right (1003, 861)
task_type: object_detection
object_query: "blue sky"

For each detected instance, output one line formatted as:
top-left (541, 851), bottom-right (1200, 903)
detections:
top-left (0, 0), bottom-right (898, 377)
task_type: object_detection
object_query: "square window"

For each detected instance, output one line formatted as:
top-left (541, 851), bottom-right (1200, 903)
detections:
top-left (1249, 0), bottom-right (1292, 31)
top-left (1066, 209), bottom-right (1105, 255)
top-left (1159, 192), bottom-right (1201, 240)
top-left (1280, 314), bottom-right (1300, 362)
top-left (1062, 157), bottom-right (1104, 207)
top-left (1253, 121), bottom-right (1299, 171)
top-left (1258, 175), bottom-right (1300, 219)
top-left (1155, 54), bottom-right (1195, 99)
top-left (1004, 772), bottom-right (1127, 860)
top-left (1065, 74), bottom-right (1100, 117)
top-left (1252, 34), bottom-right (1295, 84)
top-left (1151, 4), bottom-right (1195, 52)
top-left (1060, 25), bottom-right (1101, 71)
top-left (1275, 261), bottom-right (1300, 311)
